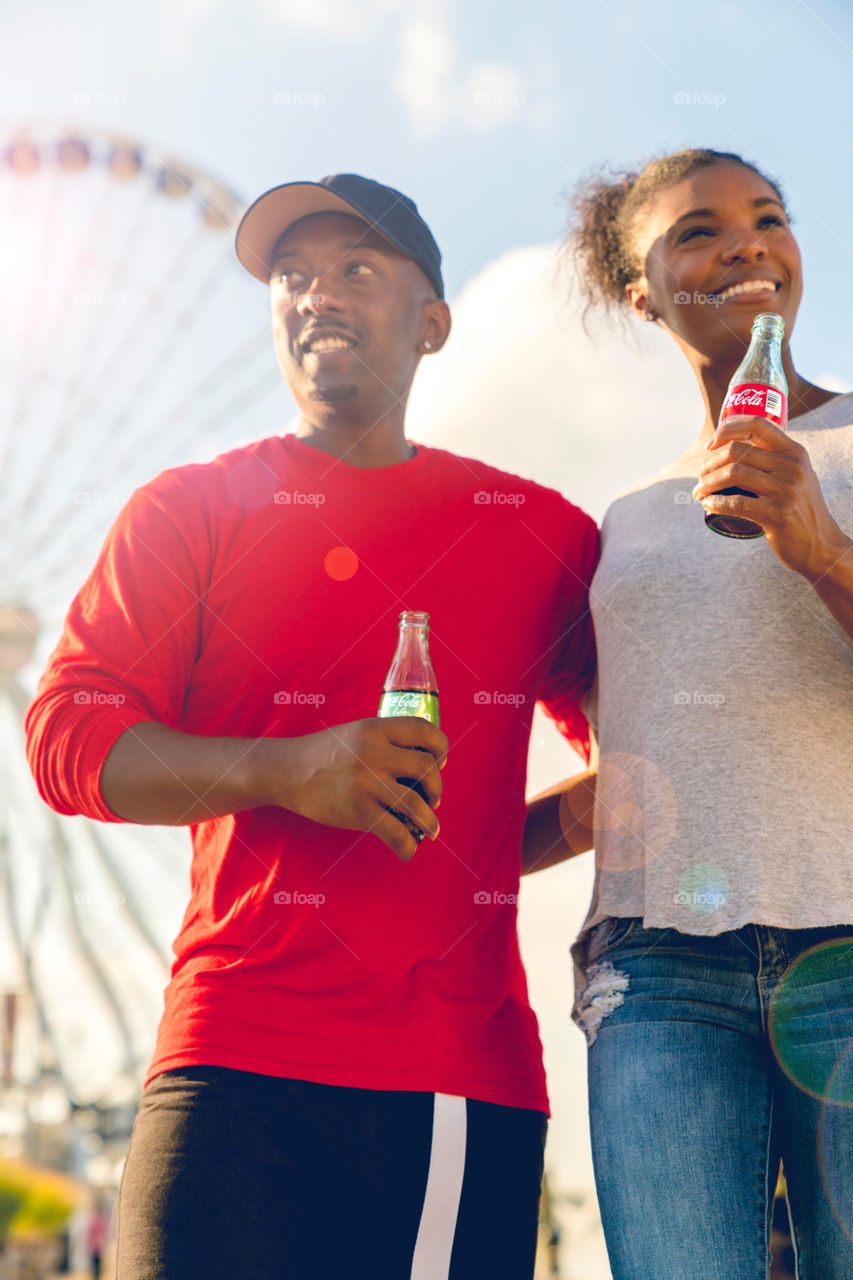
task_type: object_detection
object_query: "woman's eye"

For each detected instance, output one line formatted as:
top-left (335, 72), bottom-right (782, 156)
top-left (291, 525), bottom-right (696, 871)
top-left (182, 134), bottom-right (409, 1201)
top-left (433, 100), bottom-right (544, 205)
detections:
top-left (680, 226), bottom-right (713, 243)
top-left (758, 215), bottom-right (786, 229)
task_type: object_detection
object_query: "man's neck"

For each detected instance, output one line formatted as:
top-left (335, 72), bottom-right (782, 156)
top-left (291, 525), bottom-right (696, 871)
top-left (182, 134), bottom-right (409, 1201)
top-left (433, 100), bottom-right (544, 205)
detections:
top-left (294, 419), bottom-right (415, 468)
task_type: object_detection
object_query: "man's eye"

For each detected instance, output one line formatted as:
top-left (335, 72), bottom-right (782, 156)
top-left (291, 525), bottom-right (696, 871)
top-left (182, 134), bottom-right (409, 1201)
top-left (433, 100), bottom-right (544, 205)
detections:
top-left (346, 262), bottom-right (374, 275)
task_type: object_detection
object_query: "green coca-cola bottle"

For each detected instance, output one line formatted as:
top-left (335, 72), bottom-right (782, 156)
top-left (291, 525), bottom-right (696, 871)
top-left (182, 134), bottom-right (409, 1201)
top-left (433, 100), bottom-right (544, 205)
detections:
top-left (378, 611), bottom-right (440, 842)
top-left (706, 312), bottom-right (787, 540)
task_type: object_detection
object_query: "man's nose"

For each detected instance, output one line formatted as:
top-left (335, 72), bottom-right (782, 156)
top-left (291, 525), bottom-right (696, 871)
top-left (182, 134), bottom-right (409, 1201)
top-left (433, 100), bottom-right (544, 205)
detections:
top-left (295, 273), bottom-right (340, 317)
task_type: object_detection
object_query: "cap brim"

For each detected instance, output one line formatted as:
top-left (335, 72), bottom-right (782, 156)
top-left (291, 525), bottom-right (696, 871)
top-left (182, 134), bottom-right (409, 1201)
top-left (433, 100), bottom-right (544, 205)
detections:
top-left (235, 182), bottom-right (376, 283)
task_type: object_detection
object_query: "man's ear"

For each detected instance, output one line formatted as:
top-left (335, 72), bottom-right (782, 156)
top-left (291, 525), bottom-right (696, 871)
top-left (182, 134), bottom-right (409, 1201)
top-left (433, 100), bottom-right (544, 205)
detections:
top-left (419, 299), bottom-right (451, 354)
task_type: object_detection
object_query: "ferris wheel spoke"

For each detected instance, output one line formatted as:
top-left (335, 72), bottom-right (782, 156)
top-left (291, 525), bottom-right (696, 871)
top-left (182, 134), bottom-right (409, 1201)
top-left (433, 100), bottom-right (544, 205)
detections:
top-left (8, 224), bottom-right (209, 526)
top-left (2, 813), bottom-right (73, 1096)
top-left (22, 364), bottom-right (283, 596)
top-left (2, 125), bottom-right (267, 1106)
top-left (3, 163), bottom-right (115, 463)
top-left (8, 325), bottom-right (274, 581)
top-left (82, 822), bottom-right (171, 974)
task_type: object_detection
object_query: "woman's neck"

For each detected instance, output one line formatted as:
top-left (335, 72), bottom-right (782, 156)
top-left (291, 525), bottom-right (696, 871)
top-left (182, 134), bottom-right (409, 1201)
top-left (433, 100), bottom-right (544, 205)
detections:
top-left (681, 344), bottom-right (838, 458)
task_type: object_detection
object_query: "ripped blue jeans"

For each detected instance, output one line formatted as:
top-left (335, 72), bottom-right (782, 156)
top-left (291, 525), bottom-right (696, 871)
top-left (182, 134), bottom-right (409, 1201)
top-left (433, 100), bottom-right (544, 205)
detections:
top-left (577, 918), bottom-right (853, 1280)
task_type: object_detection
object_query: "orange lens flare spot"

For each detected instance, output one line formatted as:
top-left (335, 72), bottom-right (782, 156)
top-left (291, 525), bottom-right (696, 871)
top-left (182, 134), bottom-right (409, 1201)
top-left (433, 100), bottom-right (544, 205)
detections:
top-left (324, 546), bottom-right (358, 580)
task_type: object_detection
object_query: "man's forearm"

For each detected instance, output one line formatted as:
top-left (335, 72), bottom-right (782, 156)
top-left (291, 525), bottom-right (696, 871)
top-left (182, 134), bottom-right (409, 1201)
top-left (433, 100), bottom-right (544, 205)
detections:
top-left (100, 722), bottom-right (291, 824)
top-left (522, 768), bottom-right (596, 874)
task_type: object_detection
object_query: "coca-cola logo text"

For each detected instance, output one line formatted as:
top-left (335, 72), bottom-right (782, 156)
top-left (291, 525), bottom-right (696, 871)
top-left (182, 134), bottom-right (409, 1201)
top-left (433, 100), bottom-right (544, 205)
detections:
top-left (726, 388), bottom-right (766, 408)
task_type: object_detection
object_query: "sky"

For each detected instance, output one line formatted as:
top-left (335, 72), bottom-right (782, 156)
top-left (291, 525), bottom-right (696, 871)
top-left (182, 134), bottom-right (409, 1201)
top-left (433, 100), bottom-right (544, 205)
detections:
top-left (3, 0), bottom-right (853, 1269)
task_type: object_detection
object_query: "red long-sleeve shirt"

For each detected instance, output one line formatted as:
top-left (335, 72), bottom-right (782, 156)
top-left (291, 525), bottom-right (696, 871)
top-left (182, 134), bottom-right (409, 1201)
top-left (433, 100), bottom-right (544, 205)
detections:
top-left (26, 434), bottom-right (598, 1113)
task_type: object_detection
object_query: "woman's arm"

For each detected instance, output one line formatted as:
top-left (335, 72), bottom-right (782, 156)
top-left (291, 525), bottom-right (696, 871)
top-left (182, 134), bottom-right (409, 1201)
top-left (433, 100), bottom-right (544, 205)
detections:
top-left (521, 766), bottom-right (596, 874)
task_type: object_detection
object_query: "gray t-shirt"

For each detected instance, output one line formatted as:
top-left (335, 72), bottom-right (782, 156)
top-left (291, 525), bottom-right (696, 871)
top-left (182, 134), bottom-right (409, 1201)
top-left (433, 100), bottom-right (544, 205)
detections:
top-left (579, 391), bottom-right (853, 941)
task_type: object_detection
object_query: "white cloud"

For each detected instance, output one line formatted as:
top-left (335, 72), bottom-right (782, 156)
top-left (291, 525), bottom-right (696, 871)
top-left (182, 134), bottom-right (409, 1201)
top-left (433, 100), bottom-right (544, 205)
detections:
top-left (261, 0), bottom-right (404, 41)
top-left (391, 11), bottom-right (458, 138)
top-left (407, 242), bottom-right (701, 522)
top-left (815, 371), bottom-right (852, 392)
top-left (160, 0), bottom-right (405, 56)
top-left (390, 7), bottom-right (529, 138)
top-left (465, 63), bottom-right (526, 131)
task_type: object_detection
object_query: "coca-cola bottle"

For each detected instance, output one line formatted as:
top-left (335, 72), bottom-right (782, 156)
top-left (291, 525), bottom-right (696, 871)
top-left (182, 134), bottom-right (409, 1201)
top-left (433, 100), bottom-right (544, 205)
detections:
top-left (706, 312), bottom-right (787, 540)
top-left (377, 611), bottom-right (440, 843)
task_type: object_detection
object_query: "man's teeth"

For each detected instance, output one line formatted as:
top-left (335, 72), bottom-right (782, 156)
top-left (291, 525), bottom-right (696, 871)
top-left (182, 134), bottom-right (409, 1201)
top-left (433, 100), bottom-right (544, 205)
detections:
top-left (716, 280), bottom-right (778, 302)
top-left (307, 336), bottom-right (353, 352)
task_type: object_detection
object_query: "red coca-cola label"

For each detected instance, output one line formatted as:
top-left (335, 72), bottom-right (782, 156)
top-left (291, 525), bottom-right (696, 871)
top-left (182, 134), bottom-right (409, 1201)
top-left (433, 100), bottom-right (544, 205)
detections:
top-left (720, 382), bottom-right (787, 429)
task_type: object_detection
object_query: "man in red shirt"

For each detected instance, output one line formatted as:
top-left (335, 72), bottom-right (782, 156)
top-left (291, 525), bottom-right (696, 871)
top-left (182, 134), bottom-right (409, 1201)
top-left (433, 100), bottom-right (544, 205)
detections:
top-left (26, 175), bottom-right (598, 1279)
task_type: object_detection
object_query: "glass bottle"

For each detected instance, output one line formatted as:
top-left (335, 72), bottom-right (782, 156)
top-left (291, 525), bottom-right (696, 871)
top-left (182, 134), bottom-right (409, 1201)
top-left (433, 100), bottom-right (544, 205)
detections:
top-left (706, 312), bottom-right (787, 540)
top-left (377, 611), bottom-right (440, 842)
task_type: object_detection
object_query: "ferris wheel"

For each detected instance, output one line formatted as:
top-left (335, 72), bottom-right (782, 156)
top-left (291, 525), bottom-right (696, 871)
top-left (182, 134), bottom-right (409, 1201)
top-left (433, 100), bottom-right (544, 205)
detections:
top-left (0, 123), bottom-right (283, 1156)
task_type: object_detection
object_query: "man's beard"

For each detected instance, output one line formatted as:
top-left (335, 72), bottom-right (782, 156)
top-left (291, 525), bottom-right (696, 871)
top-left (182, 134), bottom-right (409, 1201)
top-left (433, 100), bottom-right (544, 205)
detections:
top-left (309, 384), bottom-right (358, 402)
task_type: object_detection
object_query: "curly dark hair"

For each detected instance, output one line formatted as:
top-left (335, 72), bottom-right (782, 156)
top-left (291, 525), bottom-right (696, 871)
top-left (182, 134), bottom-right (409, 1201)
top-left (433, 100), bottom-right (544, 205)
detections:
top-left (567, 148), bottom-right (788, 319)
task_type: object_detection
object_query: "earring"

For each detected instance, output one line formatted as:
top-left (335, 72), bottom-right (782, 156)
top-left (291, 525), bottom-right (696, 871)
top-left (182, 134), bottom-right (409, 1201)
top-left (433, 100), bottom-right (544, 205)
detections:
top-left (644, 311), bottom-right (656, 322)
top-left (422, 340), bottom-right (433, 350)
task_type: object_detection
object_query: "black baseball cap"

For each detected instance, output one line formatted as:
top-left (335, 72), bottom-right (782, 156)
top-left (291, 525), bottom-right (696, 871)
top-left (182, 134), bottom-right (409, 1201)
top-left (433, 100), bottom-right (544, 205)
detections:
top-left (234, 173), bottom-right (444, 299)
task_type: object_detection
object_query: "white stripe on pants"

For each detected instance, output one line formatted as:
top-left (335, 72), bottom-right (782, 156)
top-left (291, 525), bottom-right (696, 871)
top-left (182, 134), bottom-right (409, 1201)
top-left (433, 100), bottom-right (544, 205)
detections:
top-left (410, 1093), bottom-right (468, 1280)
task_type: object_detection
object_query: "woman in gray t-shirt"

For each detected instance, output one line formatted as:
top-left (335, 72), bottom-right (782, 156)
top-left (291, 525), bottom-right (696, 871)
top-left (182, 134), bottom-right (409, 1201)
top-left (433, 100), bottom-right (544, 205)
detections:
top-left (536, 148), bottom-right (853, 1279)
